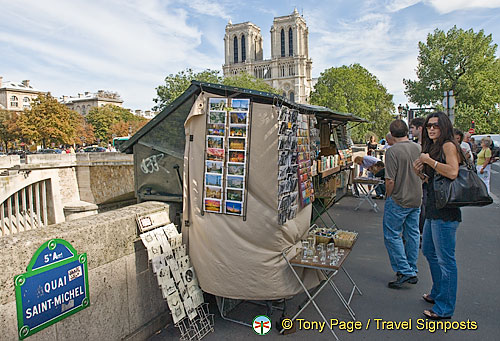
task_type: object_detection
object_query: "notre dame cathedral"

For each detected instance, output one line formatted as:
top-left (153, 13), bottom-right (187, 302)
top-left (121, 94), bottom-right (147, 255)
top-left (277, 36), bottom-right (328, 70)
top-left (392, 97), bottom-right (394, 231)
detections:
top-left (222, 9), bottom-right (313, 104)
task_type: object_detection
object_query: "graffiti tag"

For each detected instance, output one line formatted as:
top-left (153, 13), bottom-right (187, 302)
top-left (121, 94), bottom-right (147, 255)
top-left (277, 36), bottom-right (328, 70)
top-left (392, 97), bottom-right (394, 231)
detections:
top-left (140, 154), bottom-right (164, 174)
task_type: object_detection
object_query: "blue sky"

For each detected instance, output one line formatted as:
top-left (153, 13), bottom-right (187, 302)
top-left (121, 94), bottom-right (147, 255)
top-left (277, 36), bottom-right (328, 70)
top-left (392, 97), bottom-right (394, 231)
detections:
top-left (1, 0), bottom-right (499, 112)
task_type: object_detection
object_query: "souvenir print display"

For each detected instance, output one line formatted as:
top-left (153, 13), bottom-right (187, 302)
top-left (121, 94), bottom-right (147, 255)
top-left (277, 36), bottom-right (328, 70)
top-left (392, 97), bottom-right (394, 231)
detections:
top-left (203, 98), bottom-right (251, 217)
top-left (139, 223), bottom-right (206, 324)
top-left (204, 98), bottom-right (227, 213)
top-left (277, 106), bottom-right (300, 225)
top-left (297, 113), bottom-right (314, 207)
top-left (224, 98), bottom-right (250, 216)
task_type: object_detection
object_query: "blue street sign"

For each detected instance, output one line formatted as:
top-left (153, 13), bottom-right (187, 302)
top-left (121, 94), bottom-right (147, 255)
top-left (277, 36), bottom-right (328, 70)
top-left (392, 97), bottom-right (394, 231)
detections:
top-left (14, 239), bottom-right (90, 340)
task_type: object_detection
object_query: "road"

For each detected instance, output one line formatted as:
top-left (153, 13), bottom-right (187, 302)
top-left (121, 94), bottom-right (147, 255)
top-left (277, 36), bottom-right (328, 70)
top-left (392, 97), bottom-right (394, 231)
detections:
top-left (151, 162), bottom-right (500, 341)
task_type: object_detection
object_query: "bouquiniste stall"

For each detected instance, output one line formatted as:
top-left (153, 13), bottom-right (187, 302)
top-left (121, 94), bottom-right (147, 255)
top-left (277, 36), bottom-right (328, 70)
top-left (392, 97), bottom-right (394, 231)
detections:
top-left (121, 81), bottom-right (366, 301)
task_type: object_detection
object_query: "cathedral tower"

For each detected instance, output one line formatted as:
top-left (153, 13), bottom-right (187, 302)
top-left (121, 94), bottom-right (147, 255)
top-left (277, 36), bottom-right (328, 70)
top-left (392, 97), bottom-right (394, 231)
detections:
top-left (222, 9), bottom-right (313, 104)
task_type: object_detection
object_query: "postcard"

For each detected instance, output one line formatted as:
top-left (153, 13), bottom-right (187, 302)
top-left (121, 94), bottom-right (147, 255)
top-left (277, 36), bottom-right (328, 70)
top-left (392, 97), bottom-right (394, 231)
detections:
top-left (205, 173), bottom-right (222, 187)
top-left (227, 163), bottom-right (245, 176)
top-left (191, 288), bottom-right (204, 307)
top-left (182, 267), bottom-right (198, 286)
top-left (226, 188), bottom-right (243, 201)
top-left (206, 160), bottom-right (223, 174)
top-left (204, 199), bottom-right (221, 213)
top-left (278, 165), bottom-right (288, 180)
top-left (230, 112), bottom-right (247, 125)
top-left (156, 265), bottom-right (171, 286)
top-left (207, 123), bottom-right (225, 136)
top-left (209, 98), bottom-right (227, 111)
top-left (228, 150), bottom-right (245, 163)
top-left (207, 148), bottom-right (224, 161)
top-left (207, 136), bottom-right (224, 149)
top-left (161, 277), bottom-right (177, 298)
top-left (226, 175), bottom-right (244, 189)
top-left (177, 255), bottom-right (191, 271)
top-left (229, 126), bottom-right (246, 137)
top-left (229, 137), bottom-right (246, 150)
top-left (208, 111), bottom-right (226, 124)
top-left (225, 201), bottom-right (243, 215)
top-left (231, 98), bottom-right (250, 111)
top-left (205, 186), bottom-right (222, 199)
top-left (167, 292), bottom-right (186, 324)
top-left (184, 297), bottom-right (198, 320)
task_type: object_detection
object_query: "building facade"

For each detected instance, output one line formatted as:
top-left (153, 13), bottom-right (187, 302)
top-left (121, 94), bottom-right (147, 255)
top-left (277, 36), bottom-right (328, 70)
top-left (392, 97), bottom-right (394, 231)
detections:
top-left (222, 9), bottom-right (313, 104)
top-left (60, 90), bottom-right (123, 116)
top-left (0, 77), bottom-right (47, 112)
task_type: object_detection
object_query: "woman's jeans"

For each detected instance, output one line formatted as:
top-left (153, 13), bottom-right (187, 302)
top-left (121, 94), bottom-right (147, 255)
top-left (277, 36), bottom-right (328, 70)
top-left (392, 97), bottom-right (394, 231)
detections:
top-left (422, 219), bottom-right (460, 317)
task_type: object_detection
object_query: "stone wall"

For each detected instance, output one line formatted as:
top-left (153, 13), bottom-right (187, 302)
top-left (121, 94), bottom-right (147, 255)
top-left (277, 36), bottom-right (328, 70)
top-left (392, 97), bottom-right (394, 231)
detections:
top-left (0, 201), bottom-right (172, 341)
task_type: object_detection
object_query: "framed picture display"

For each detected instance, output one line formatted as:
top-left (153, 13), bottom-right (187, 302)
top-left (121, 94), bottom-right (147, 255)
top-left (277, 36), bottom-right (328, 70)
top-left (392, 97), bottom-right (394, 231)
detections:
top-left (203, 97), bottom-right (251, 217)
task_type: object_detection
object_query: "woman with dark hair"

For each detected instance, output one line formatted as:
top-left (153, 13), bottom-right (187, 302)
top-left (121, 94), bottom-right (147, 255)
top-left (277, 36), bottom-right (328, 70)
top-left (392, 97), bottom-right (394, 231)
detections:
top-left (413, 112), bottom-right (461, 320)
top-left (367, 135), bottom-right (378, 156)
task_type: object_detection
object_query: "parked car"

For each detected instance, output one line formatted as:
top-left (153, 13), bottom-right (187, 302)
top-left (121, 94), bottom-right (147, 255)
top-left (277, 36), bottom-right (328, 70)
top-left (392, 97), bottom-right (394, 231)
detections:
top-left (471, 134), bottom-right (500, 162)
top-left (7, 150), bottom-right (31, 158)
top-left (82, 146), bottom-right (107, 153)
top-left (36, 148), bottom-right (63, 154)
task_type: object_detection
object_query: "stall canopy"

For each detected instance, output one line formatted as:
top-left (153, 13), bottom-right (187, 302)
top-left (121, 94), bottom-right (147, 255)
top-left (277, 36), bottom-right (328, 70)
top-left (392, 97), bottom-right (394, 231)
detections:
top-left (122, 81), bottom-right (366, 300)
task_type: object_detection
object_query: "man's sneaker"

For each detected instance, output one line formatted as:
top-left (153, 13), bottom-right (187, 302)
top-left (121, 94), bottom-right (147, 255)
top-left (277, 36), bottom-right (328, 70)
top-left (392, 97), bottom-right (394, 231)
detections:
top-left (388, 274), bottom-right (418, 289)
top-left (396, 272), bottom-right (418, 284)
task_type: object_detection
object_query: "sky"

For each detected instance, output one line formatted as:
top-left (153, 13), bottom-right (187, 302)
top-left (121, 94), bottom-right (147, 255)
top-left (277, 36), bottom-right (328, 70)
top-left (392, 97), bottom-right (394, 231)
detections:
top-left (1, 0), bottom-right (500, 112)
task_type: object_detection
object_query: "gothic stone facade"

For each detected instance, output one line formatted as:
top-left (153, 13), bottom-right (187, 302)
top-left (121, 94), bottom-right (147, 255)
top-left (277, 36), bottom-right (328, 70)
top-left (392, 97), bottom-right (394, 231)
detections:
top-left (223, 9), bottom-right (313, 104)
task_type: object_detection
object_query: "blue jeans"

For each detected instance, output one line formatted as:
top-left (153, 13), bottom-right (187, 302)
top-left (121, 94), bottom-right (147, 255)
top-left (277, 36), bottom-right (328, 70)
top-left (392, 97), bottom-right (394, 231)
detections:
top-left (422, 219), bottom-right (459, 317)
top-left (383, 197), bottom-right (421, 276)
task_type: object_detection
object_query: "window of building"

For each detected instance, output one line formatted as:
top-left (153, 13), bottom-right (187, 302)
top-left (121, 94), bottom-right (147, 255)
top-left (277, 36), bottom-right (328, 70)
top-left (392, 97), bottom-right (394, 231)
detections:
top-left (82, 106), bottom-right (86, 115)
top-left (289, 28), bottom-right (293, 56)
top-left (23, 97), bottom-right (30, 108)
top-left (280, 29), bottom-right (285, 57)
top-left (289, 91), bottom-right (295, 102)
top-left (282, 91), bottom-right (287, 98)
top-left (241, 35), bottom-right (246, 62)
top-left (233, 36), bottom-right (238, 63)
top-left (10, 95), bottom-right (19, 107)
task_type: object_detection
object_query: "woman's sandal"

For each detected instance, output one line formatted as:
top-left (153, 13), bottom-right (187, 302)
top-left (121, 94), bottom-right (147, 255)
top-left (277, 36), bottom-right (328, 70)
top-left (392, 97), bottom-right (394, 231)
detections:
top-left (422, 293), bottom-right (435, 304)
top-left (423, 309), bottom-right (451, 320)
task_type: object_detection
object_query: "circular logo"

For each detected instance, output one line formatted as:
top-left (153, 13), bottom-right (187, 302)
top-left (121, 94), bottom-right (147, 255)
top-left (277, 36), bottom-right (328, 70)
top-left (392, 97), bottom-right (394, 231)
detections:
top-left (253, 315), bottom-right (271, 335)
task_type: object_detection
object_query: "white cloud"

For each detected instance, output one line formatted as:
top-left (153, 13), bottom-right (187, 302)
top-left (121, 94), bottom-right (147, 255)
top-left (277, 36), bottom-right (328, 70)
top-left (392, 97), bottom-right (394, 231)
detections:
top-left (426, 0), bottom-right (500, 14)
top-left (385, 0), bottom-right (421, 12)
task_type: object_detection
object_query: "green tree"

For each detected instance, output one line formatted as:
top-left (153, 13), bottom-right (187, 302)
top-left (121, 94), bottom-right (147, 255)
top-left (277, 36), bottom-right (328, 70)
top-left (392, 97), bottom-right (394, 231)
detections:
top-left (222, 72), bottom-right (279, 94)
top-left (310, 64), bottom-right (395, 142)
top-left (86, 104), bottom-right (145, 142)
top-left (153, 68), bottom-right (222, 111)
top-left (454, 103), bottom-right (500, 135)
top-left (404, 26), bottom-right (500, 111)
top-left (0, 109), bottom-right (17, 151)
top-left (153, 69), bottom-right (280, 112)
top-left (16, 94), bottom-right (79, 148)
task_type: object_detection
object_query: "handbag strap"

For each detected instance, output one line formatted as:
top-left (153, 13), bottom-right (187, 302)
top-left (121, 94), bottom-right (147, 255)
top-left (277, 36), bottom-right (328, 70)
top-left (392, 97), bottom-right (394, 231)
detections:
top-left (438, 142), bottom-right (473, 170)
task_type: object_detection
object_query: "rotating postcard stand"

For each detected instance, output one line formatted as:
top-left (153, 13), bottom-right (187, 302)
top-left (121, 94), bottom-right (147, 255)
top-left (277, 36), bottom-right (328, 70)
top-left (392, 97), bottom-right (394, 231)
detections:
top-left (137, 210), bottom-right (214, 341)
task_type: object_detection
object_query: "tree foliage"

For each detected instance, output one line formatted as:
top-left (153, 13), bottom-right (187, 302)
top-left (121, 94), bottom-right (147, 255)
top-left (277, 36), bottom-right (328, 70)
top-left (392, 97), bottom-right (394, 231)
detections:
top-left (86, 104), bottom-right (147, 142)
top-left (310, 64), bottom-right (395, 142)
top-left (454, 103), bottom-right (500, 135)
top-left (16, 94), bottom-right (80, 148)
top-left (0, 109), bottom-right (19, 150)
top-left (153, 68), bottom-right (279, 112)
top-left (222, 72), bottom-right (279, 94)
top-left (153, 69), bottom-right (222, 111)
top-left (404, 26), bottom-right (500, 111)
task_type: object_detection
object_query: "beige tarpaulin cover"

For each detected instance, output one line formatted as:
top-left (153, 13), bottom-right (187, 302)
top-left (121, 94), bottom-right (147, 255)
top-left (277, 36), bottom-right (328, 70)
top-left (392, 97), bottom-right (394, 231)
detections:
top-left (182, 92), bottom-right (322, 300)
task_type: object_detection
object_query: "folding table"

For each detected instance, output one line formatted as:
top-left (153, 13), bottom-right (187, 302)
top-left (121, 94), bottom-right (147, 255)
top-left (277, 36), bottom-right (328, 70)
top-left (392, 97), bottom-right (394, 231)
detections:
top-left (281, 242), bottom-right (362, 340)
top-left (352, 177), bottom-right (384, 212)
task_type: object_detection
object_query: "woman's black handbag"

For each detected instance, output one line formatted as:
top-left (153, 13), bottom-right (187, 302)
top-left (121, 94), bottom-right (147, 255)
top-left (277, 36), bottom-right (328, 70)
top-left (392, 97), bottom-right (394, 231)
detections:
top-left (433, 150), bottom-right (493, 209)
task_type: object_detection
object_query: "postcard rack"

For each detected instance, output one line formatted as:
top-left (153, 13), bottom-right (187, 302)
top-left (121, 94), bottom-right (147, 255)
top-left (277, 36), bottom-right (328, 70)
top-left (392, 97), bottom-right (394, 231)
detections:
top-left (174, 303), bottom-right (214, 341)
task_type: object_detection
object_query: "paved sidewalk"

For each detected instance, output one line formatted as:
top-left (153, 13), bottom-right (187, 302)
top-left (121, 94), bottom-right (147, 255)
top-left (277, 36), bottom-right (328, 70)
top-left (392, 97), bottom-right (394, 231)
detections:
top-left (152, 165), bottom-right (500, 340)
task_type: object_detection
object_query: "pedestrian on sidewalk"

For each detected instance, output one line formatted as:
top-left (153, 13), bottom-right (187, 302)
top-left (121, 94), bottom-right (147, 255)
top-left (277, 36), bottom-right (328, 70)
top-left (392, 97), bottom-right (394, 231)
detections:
top-left (476, 137), bottom-right (492, 193)
top-left (413, 111), bottom-right (461, 320)
top-left (383, 119), bottom-right (422, 289)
